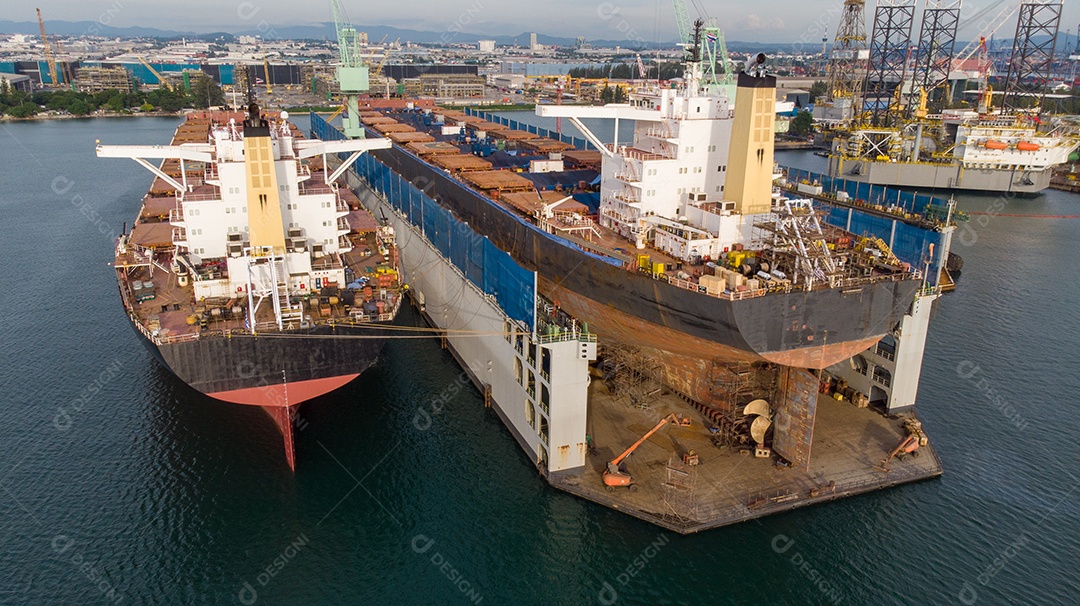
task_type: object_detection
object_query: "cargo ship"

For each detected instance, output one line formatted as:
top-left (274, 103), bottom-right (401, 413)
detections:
top-left (349, 34), bottom-right (927, 403)
top-left (97, 104), bottom-right (404, 469)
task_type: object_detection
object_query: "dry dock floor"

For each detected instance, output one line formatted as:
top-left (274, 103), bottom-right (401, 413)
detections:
top-left (548, 382), bottom-right (942, 534)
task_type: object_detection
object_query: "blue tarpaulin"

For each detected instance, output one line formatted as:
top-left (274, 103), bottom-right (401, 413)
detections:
top-left (313, 112), bottom-right (537, 328)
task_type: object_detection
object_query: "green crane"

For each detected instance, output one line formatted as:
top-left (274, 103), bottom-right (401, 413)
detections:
top-left (672, 0), bottom-right (733, 91)
top-left (331, 0), bottom-right (369, 138)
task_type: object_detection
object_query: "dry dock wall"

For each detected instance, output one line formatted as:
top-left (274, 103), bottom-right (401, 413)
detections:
top-left (334, 147), bottom-right (595, 475)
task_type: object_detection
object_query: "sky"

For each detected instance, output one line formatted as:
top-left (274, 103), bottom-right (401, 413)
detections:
top-left (11, 0), bottom-right (1080, 46)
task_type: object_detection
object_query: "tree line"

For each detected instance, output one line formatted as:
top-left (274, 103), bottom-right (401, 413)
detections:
top-left (0, 77), bottom-right (226, 118)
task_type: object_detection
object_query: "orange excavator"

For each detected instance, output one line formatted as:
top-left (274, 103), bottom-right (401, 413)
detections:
top-left (603, 413), bottom-right (680, 491)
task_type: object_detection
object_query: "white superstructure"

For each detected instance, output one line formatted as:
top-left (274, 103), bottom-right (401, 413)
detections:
top-left (539, 58), bottom-right (781, 263)
top-left (98, 109), bottom-right (392, 330)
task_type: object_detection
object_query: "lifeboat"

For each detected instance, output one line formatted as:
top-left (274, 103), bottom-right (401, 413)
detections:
top-left (1016, 141), bottom-right (1040, 151)
top-left (984, 140), bottom-right (1008, 150)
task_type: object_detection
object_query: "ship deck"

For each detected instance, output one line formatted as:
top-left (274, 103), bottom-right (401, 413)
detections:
top-left (373, 108), bottom-right (917, 299)
top-left (548, 381), bottom-right (941, 534)
top-left (118, 111), bottom-right (403, 344)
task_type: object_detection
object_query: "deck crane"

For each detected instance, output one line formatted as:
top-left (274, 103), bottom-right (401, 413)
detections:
top-left (35, 8), bottom-right (59, 86)
top-left (672, 0), bottom-right (733, 89)
top-left (603, 414), bottom-right (681, 490)
top-left (331, 0), bottom-right (369, 138)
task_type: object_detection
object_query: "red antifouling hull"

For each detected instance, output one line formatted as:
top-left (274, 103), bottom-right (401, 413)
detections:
top-left (209, 374), bottom-right (360, 471)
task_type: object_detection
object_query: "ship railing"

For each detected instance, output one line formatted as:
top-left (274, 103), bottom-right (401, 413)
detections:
top-left (649, 268), bottom-right (918, 302)
top-left (606, 144), bottom-right (671, 162)
top-left (297, 164), bottom-right (311, 180)
top-left (203, 166), bottom-right (218, 182)
top-left (336, 194), bottom-right (350, 213)
top-left (299, 182), bottom-right (334, 196)
top-left (168, 207), bottom-right (185, 224)
top-left (172, 226), bottom-right (187, 244)
top-left (337, 217), bottom-right (351, 232)
top-left (176, 192), bottom-right (220, 203)
top-left (643, 125), bottom-right (678, 140)
top-left (311, 257), bottom-right (344, 271)
top-left (536, 332), bottom-right (598, 345)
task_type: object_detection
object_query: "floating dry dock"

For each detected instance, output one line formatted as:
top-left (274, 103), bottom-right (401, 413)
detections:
top-left (319, 36), bottom-right (948, 531)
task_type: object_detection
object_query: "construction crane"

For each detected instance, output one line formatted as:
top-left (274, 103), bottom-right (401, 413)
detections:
top-left (262, 56), bottom-right (273, 94)
top-left (331, 0), bottom-right (369, 138)
top-left (135, 55), bottom-right (172, 91)
top-left (635, 53), bottom-right (648, 79)
top-left (52, 37), bottom-right (75, 89)
top-left (603, 414), bottom-right (682, 490)
top-left (35, 8), bottom-right (59, 86)
top-left (953, 0), bottom-right (1021, 64)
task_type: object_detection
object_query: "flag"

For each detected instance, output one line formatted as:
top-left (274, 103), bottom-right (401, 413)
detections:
top-left (706, 32), bottom-right (717, 44)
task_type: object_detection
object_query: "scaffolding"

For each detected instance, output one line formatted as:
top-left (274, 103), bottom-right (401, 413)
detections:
top-left (603, 344), bottom-right (663, 409)
top-left (1001, 0), bottom-right (1063, 115)
top-left (863, 0), bottom-right (915, 127)
top-left (75, 66), bottom-right (133, 94)
top-left (661, 453), bottom-right (698, 524)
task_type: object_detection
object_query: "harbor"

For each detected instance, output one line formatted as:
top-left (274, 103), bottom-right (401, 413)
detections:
top-left (4, 113), bottom-right (1078, 604)
top-left (2, 0), bottom-right (1079, 602)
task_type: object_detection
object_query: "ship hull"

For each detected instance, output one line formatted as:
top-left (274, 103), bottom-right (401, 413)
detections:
top-left (370, 143), bottom-right (918, 368)
top-left (129, 319), bottom-right (388, 469)
top-left (827, 155), bottom-right (1053, 194)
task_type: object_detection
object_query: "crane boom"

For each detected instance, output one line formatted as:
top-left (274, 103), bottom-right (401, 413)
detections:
top-left (954, 0), bottom-right (1020, 62)
top-left (36, 8), bottom-right (58, 86)
top-left (135, 55), bottom-right (171, 91)
top-left (263, 56), bottom-right (272, 94)
top-left (673, 0), bottom-right (693, 44)
top-left (609, 414), bottom-right (677, 467)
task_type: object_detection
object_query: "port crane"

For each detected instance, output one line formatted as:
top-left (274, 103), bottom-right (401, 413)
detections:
top-left (331, 0), bottom-right (369, 138)
top-left (603, 414), bottom-right (681, 490)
